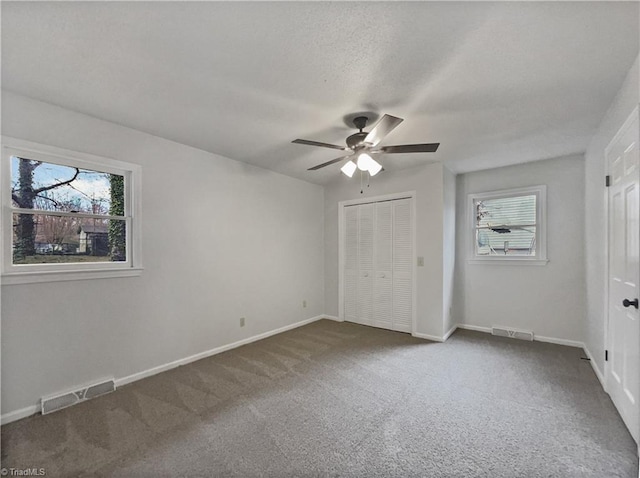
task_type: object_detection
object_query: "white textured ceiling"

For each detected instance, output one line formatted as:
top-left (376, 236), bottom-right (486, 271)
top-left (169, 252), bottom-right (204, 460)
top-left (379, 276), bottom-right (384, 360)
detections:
top-left (2, 2), bottom-right (639, 184)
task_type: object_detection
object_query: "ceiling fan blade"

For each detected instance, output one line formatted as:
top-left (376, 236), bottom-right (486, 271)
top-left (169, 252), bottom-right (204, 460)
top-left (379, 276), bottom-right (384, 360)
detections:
top-left (307, 155), bottom-right (352, 171)
top-left (364, 114), bottom-right (404, 146)
top-left (380, 143), bottom-right (440, 154)
top-left (293, 139), bottom-right (348, 150)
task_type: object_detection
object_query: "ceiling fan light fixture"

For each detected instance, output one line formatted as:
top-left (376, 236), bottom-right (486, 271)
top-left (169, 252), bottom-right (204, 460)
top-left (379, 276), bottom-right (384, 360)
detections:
top-left (341, 160), bottom-right (357, 178)
top-left (357, 152), bottom-right (382, 176)
top-left (368, 160), bottom-right (383, 176)
top-left (357, 152), bottom-right (374, 171)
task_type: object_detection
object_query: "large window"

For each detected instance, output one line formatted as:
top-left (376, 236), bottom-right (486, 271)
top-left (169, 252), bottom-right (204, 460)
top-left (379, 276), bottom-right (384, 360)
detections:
top-left (2, 138), bottom-right (142, 283)
top-left (468, 185), bottom-right (547, 264)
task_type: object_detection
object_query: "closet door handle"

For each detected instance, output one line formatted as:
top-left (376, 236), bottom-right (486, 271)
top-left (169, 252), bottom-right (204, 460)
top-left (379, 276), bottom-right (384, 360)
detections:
top-left (623, 298), bottom-right (638, 309)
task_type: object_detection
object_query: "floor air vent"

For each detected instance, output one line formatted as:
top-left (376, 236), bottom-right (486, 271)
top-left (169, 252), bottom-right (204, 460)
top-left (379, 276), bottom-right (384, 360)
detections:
top-left (41, 379), bottom-right (115, 415)
top-left (491, 327), bottom-right (534, 341)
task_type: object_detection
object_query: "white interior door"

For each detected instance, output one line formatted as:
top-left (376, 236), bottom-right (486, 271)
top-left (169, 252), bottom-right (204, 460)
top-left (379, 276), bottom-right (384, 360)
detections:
top-left (607, 106), bottom-right (640, 444)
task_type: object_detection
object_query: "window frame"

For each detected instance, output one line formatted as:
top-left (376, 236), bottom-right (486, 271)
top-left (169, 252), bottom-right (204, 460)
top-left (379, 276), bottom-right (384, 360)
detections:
top-left (467, 185), bottom-right (548, 265)
top-left (1, 137), bottom-right (142, 284)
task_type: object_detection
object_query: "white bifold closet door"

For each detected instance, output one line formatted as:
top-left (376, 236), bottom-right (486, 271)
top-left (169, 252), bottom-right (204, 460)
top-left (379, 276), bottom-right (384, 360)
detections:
top-left (391, 199), bottom-right (413, 332)
top-left (357, 203), bottom-right (374, 326)
top-left (344, 205), bottom-right (359, 324)
top-left (343, 198), bottom-right (413, 332)
top-left (372, 201), bottom-right (393, 329)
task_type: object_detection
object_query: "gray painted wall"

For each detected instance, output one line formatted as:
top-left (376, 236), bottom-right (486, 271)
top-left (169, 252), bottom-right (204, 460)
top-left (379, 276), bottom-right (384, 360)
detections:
top-left (1, 91), bottom-right (325, 416)
top-left (453, 155), bottom-right (586, 342)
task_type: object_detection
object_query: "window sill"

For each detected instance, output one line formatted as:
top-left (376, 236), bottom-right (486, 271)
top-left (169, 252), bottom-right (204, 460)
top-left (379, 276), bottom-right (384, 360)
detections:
top-left (1, 267), bottom-right (143, 285)
top-left (467, 258), bottom-right (548, 266)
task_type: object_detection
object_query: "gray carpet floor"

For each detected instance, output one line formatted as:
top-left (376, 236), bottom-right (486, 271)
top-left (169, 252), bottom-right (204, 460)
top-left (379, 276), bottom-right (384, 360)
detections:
top-left (1, 319), bottom-right (637, 477)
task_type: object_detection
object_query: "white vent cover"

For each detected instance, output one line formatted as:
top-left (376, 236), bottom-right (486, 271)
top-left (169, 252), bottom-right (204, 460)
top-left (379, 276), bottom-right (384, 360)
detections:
top-left (41, 379), bottom-right (115, 415)
top-left (491, 326), bottom-right (534, 341)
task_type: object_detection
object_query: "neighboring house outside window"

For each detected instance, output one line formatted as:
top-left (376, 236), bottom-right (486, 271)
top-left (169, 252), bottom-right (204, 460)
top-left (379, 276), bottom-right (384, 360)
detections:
top-left (468, 185), bottom-right (547, 265)
top-left (78, 224), bottom-right (110, 256)
top-left (1, 137), bottom-right (142, 284)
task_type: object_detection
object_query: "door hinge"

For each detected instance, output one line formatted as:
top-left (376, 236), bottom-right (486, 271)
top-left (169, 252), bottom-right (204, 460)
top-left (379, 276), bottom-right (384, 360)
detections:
top-left (605, 350), bottom-right (609, 361)
top-left (605, 175), bottom-right (611, 187)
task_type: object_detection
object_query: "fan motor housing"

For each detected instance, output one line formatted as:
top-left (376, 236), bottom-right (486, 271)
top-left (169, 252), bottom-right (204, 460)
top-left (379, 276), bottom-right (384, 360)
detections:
top-left (346, 132), bottom-right (368, 150)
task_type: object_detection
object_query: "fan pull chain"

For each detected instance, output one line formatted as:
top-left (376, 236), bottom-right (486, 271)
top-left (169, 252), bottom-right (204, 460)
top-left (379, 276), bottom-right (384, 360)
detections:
top-left (360, 170), bottom-right (363, 194)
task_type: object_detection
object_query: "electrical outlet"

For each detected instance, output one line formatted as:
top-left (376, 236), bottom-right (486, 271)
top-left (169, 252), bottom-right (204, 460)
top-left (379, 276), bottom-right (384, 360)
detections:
top-left (240, 317), bottom-right (245, 327)
top-left (303, 300), bottom-right (307, 308)
top-left (417, 256), bottom-right (424, 267)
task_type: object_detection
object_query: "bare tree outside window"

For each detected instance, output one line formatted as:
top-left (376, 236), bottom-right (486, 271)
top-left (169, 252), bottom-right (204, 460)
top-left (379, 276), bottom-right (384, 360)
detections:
top-left (10, 156), bottom-right (126, 264)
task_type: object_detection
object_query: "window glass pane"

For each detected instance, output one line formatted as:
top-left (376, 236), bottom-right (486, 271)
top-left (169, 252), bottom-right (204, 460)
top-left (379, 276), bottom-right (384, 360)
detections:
top-left (10, 156), bottom-right (124, 217)
top-left (476, 226), bottom-right (536, 256)
top-left (475, 194), bottom-right (537, 256)
top-left (476, 195), bottom-right (536, 228)
top-left (12, 214), bottom-right (126, 264)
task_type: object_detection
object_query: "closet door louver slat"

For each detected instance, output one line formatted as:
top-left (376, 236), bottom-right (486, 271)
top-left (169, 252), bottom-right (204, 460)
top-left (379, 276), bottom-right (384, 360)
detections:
top-left (373, 201), bottom-right (393, 329)
top-left (357, 203), bottom-right (375, 326)
top-left (392, 199), bottom-right (413, 332)
top-left (344, 206), bottom-right (359, 324)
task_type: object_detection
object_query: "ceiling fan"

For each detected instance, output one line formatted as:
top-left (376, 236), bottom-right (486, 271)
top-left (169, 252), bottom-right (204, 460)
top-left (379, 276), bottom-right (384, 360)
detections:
top-left (292, 114), bottom-right (439, 177)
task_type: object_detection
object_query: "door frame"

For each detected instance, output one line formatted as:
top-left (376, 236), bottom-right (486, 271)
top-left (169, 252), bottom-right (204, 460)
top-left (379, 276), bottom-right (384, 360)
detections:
top-left (604, 104), bottom-right (639, 397)
top-left (338, 191), bottom-right (417, 334)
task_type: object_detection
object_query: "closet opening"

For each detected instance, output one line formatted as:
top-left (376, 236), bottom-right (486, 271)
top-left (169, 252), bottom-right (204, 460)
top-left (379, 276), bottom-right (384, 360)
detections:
top-left (338, 192), bottom-right (416, 333)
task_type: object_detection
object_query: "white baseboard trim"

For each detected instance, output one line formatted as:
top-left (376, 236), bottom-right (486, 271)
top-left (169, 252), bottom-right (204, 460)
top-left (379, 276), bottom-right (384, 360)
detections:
top-left (456, 324), bottom-right (584, 348)
top-left (442, 324), bottom-right (458, 342)
top-left (583, 346), bottom-right (606, 391)
top-left (456, 324), bottom-right (492, 334)
top-left (1, 405), bottom-right (39, 426)
top-left (323, 315), bottom-right (343, 322)
top-left (534, 335), bottom-right (585, 348)
top-left (412, 332), bottom-right (445, 342)
top-left (1, 314), bottom-right (327, 425)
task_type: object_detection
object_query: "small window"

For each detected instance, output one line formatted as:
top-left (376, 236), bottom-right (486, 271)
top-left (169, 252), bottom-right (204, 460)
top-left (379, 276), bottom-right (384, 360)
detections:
top-left (2, 138), bottom-right (142, 283)
top-left (468, 186), bottom-right (547, 264)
